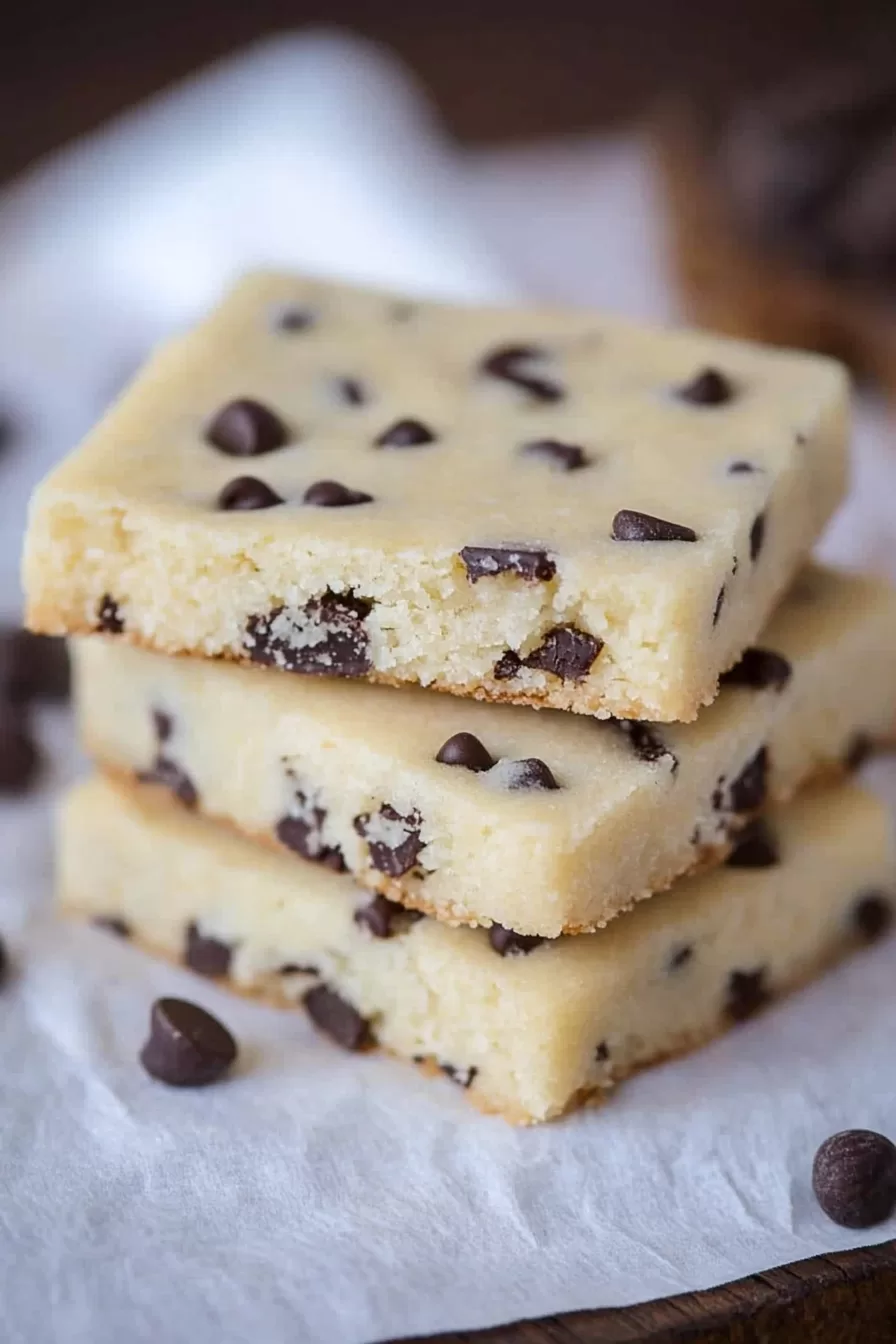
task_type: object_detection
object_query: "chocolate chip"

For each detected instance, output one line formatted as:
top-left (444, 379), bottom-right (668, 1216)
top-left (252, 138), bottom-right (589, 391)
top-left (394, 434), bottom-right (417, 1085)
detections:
top-left (488, 924), bottom-right (546, 956)
top-left (719, 746), bottom-right (768, 814)
top-left (721, 647), bottom-right (792, 691)
top-left (152, 710), bottom-right (173, 742)
top-left (725, 968), bottom-right (768, 1022)
top-left (595, 1041), bottom-right (610, 1062)
top-left (612, 510), bottom-right (698, 542)
top-left (374, 418), bottom-right (436, 448)
top-left (334, 377), bottom-right (366, 406)
top-left (668, 944), bottom-right (694, 972)
top-left (97, 595), bottom-right (124, 634)
top-left (0, 630), bottom-right (70, 703)
top-left (460, 545), bottom-right (556, 584)
top-left (184, 923), bottom-right (232, 978)
top-left (728, 460), bottom-right (758, 474)
top-left (479, 343), bottom-right (563, 402)
top-left (0, 409), bottom-right (18, 456)
top-left (853, 891), bottom-right (894, 944)
top-left (522, 626), bottom-right (602, 681)
top-left (303, 479), bottom-right (373, 507)
top-left (726, 817), bottom-right (779, 868)
top-left (304, 984), bottom-right (372, 1051)
top-left (138, 756), bottom-right (198, 809)
top-left (435, 732), bottom-right (495, 772)
top-left (355, 894), bottom-right (422, 940)
top-left (845, 733), bottom-right (873, 772)
top-left (92, 916), bottom-right (131, 938)
top-left (676, 367), bottom-right (735, 405)
top-left (354, 804), bottom-right (425, 877)
top-left (387, 301), bottom-right (416, 323)
top-left (520, 439), bottom-right (589, 471)
top-left (750, 512), bottom-right (766, 561)
top-left (0, 712), bottom-right (41, 795)
top-left (245, 592), bottom-right (372, 678)
top-left (205, 398), bottom-right (289, 456)
top-left (319, 848), bottom-right (349, 873)
top-left (218, 476), bottom-right (284, 511)
top-left (813, 1130), bottom-right (896, 1229)
top-left (441, 1063), bottom-right (477, 1088)
top-left (275, 306), bottom-right (315, 333)
top-left (611, 719), bottom-right (678, 772)
top-left (279, 963), bottom-right (318, 976)
top-left (493, 650), bottom-right (522, 681)
top-left (713, 585), bottom-right (726, 626)
top-left (140, 997), bottom-right (237, 1087)
top-left (502, 758), bottom-right (560, 791)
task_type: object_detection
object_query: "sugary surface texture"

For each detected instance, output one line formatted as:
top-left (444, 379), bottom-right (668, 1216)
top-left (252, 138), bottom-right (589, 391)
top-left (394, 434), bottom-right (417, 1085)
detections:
top-left (59, 776), bottom-right (894, 1125)
top-left (25, 272), bottom-right (848, 720)
top-left (73, 566), bottom-right (896, 936)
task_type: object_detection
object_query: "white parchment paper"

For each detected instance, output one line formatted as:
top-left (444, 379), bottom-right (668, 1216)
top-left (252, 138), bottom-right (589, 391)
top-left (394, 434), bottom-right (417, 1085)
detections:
top-left (1, 32), bottom-right (895, 1344)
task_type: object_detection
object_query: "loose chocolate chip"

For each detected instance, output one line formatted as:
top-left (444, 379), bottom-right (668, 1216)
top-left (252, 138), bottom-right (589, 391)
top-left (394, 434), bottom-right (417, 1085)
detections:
top-left (152, 709), bottom-right (173, 742)
top-left (750, 512), bottom-right (766, 561)
top-left (611, 718), bottom-right (678, 772)
top-left (335, 377), bottom-right (366, 406)
top-left (206, 398), bottom-right (289, 457)
top-left (726, 817), bottom-right (779, 868)
top-left (728, 460), bottom-right (758, 474)
top-left (523, 626), bottom-right (603, 682)
top-left (722, 747), bottom-right (769, 814)
top-left (676, 367), bottom-right (735, 405)
top-left (479, 343), bottom-right (563, 402)
top-left (245, 592), bottom-right (372, 678)
top-left (493, 650), bottom-right (522, 681)
top-left (138, 756), bottom-right (198, 809)
top-left (488, 924), bottom-right (546, 956)
top-left (304, 984), bottom-right (372, 1051)
top-left (813, 1130), bottom-right (896, 1229)
top-left (725, 968), bottom-right (768, 1022)
top-left (0, 712), bottom-right (41, 795)
top-left (374, 418), bottom-right (436, 448)
top-left (354, 894), bottom-right (422, 940)
top-left (520, 439), bottom-right (589, 471)
top-left (853, 891), bottom-right (894, 944)
top-left (668, 944), bottom-right (694, 972)
top-left (595, 1041), bottom-right (610, 1063)
top-left (97, 595), bottom-right (124, 634)
top-left (275, 306), bottom-right (315, 333)
top-left (713, 585), bottom-right (726, 626)
top-left (460, 545), bottom-right (556, 584)
top-left (845, 733), bottom-right (873, 772)
top-left (354, 803), bottom-right (425, 878)
top-left (441, 1063), bottom-right (477, 1088)
top-left (435, 732), bottom-right (495, 772)
top-left (92, 916), bottom-right (131, 938)
top-left (503, 758), bottom-right (560, 791)
top-left (184, 923), bottom-right (232, 978)
top-left (303, 479), bottom-right (373, 508)
top-left (0, 630), bottom-right (70, 703)
top-left (721, 647), bottom-right (792, 691)
top-left (140, 997), bottom-right (237, 1087)
top-left (612, 510), bottom-right (698, 543)
top-left (218, 475), bottom-right (284, 511)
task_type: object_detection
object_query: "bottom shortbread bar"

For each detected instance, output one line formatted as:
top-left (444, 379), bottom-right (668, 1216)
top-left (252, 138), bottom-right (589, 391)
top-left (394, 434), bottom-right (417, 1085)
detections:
top-left (59, 776), bottom-right (894, 1124)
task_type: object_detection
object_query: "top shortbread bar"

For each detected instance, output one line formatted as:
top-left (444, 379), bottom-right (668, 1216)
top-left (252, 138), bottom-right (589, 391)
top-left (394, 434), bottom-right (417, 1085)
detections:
top-left (23, 273), bottom-right (849, 720)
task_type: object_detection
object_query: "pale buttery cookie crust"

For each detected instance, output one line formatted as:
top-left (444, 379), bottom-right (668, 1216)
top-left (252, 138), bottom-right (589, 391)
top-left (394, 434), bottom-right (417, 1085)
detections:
top-left (59, 776), bottom-right (895, 1125)
top-left (25, 271), bottom-right (848, 722)
top-left (72, 565), bottom-right (896, 937)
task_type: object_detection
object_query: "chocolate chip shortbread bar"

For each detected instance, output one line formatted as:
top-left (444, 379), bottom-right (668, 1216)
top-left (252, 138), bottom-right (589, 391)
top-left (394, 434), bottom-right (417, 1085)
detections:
top-left (73, 566), bottom-right (896, 936)
top-left (25, 272), bottom-right (847, 721)
top-left (60, 775), bottom-right (895, 1124)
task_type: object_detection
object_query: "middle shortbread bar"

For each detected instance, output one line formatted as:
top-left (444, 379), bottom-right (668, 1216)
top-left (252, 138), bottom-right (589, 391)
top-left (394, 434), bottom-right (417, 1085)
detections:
top-left (74, 565), bottom-right (896, 937)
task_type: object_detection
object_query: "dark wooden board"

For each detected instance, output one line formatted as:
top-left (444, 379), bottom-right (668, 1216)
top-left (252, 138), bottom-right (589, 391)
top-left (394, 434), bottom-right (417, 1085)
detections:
top-left (399, 1242), bottom-right (896, 1343)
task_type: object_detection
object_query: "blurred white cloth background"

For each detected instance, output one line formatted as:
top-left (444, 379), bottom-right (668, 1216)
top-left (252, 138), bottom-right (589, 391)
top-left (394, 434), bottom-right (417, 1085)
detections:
top-left (2, 30), bottom-right (896, 1344)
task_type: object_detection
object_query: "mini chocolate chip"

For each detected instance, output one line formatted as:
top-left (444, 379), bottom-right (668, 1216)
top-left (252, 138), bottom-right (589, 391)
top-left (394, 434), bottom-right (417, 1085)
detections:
top-left (353, 894), bottom-right (414, 940)
top-left (354, 804), bottom-right (425, 878)
top-left (140, 997), bottom-right (237, 1087)
top-left (92, 916), bottom-right (131, 938)
top-left (184, 923), bottom-right (232, 978)
top-left (504, 758), bottom-right (560, 791)
top-left (479, 343), bottom-right (563, 402)
top-left (523, 626), bottom-right (603, 682)
top-left (713, 585), bottom-right (726, 626)
top-left (728, 460), bottom-right (758, 474)
top-left (725, 968), bottom-right (768, 1023)
top-left (304, 984), bottom-right (372, 1051)
top-left (493, 650), bottom-right (522, 681)
top-left (245, 592), bottom-right (372, 678)
top-left (720, 746), bottom-right (768, 814)
top-left (441, 1063), bottom-right (477, 1088)
top-left (0, 712), bottom-right (41, 795)
top-left (721, 647), bottom-right (792, 691)
top-left (726, 818), bottom-right (779, 868)
top-left (0, 630), bottom-right (70, 703)
top-left (275, 306), bottom-right (315, 333)
top-left (845, 733), bottom-right (873, 772)
top-left (460, 545), bottom-right (556, 584)
top-left (610, 718), bottom-right (678, 772)
top-left (668, 944), bottom-right (694, 972)
top-left (374, 418), bottom-right (436, 448)
top-left (732, 555), bottom-right (739, 577)
top-left (435, 732), bottom-right (495, 772)
top-left (335, 377), bottom-right (366, 406)
top-left (97, 595), bottom-right (124, 634)
top-left (138, 756), bottom-right (198, 809)
top-left (612, 510), bottom-right (697, 542)
top-left (750, 512), bottom-right (766, 561)
top-left (595, 1041), bottom-right (610, 1062)
top-left (813, 1130), bottom-right (896, 1229)
top-left (520, 439), bottom-right (589, 471)
top-left (303, 479), bottom-right (373, 508)
top-left (279, 963), bottom-right (318, 976)
top-left (152, 709), bottom-right (173, 742)
top-left (218, 476), bottom-right (284, 511)
top-left (205, 398), bottom-right (289, 457)
top-left (853, 892), bottom-right (894, 944)
top-left (488, 924), bottom-right (546, 956)
top-left (676, 368), bottom-right (735, 405)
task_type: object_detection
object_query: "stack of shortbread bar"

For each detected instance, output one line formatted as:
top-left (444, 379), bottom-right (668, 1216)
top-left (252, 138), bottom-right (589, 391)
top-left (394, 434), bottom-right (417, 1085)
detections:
top-left (22, 273), bottom-right (896, 1124)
